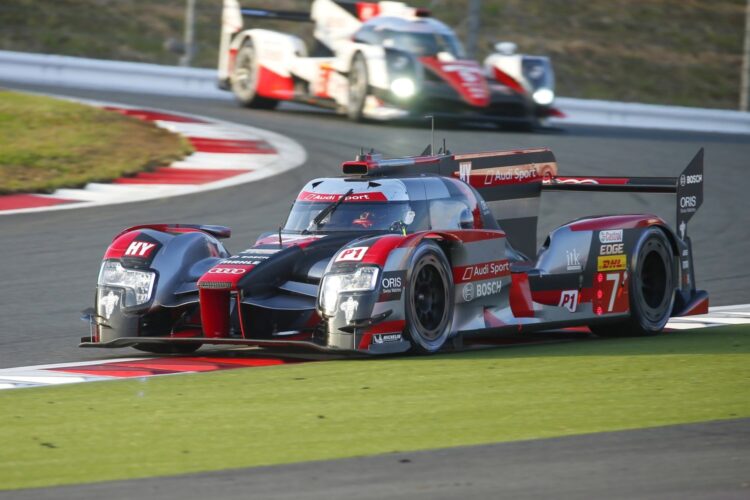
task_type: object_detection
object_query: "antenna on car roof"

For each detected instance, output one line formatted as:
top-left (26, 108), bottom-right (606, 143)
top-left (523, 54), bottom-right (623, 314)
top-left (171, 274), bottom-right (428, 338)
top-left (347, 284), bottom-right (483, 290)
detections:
top-left (424, 115), bottom-right (435, 155)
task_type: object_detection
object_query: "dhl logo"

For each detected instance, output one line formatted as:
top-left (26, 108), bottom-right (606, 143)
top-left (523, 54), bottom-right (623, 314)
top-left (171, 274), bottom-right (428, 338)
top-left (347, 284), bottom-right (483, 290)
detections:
top-left (597, 254), bottom-right (627, 271)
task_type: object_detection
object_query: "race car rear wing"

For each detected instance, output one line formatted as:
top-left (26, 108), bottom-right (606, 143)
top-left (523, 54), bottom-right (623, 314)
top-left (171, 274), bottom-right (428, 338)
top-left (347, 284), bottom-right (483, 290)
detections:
top-left (543, 148), bottom-right (704, 240)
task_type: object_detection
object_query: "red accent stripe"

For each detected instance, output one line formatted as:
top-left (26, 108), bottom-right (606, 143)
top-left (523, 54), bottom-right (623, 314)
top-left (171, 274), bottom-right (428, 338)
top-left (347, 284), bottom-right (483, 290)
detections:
top-left (0, 194), bottom-right (77, 210)
top-left (102, 107), bottom-right (206, 123)
top-left (114, 168), bottom-right (248, 185)
top-left (53, 356), bottom-right (304, 378)
top-left (492, 67), bottom-right (525, 95)
top-left (188, 137), bottom-right (276, 154)
top-left (569, 214), bottom-right (665, 232)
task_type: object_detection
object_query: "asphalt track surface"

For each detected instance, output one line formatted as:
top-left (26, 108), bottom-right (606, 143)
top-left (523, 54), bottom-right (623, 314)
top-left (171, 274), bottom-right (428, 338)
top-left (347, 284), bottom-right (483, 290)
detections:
top-left (2, 418), bottom-right (748, 499)
top-left (1, 82), bottom-right (749, 497)
top-left (2, 82), bottom-right (750, 369)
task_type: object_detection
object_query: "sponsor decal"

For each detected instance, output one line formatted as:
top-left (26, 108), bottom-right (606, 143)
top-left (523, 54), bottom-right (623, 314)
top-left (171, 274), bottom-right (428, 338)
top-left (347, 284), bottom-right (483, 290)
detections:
top-left (378, 271), bottom-right (405, 302)
top-left (459, 161), bottom-right (472, 183)
top-left (208, 267), bottom-right (247, 275)
top-left (599, 230), bottom-right (623, 244)
top-left (463, 280), bottom-right (503, 302)
top-left (462, 283), bottom-right (474, 301)
top-left (340, 296), bottom-right (358, 323)
top-left (599, 243), bottom-right (624, 256)
top-left (680, 195), bottom-right (697, 209)
top-left (559, 290), bottom-right (578, 312)
top-left (680, 174), bottom-right (702, 186)
top-left (682, 259), bottom-right (690, 270)
top-left (372, 333), bottom-right (402, 344)
top-left (222, 259), bottom-right (263, 266)
top-left (335, 246), bottom-right (368, 262)
top-left (456, 260), bottom-right (510, 283)
top-left (566, 248), bottom-right (582, 271)
top-left (124, 241), bottom-right (156, 258)
top-left (297, 191), bottom-right (387, 203)
top-left (597, 254), bottom-right (627, 271)
top-left (482, 165), bottom-right (540, 186)
top-left (100, 290), bottom-right (119, 320)
top-left (475, 279), bottom-right (502, 299)
top-left (558, 178), bottom-right (598, 185)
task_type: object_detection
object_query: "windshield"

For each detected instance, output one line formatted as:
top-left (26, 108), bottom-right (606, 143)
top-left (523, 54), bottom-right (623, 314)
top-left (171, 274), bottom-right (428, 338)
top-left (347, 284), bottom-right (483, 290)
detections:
top-left (284, 201), bottom-right (429, 234)
top-left (381, 30), bottom-right (466, 58)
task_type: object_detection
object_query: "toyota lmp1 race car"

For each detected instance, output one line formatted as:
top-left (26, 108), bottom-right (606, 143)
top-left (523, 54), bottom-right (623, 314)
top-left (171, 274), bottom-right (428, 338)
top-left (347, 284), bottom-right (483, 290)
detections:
top-left (218, 0), bottom-right (556, 126)
top-left (81, 145), bottom-right (708, 356)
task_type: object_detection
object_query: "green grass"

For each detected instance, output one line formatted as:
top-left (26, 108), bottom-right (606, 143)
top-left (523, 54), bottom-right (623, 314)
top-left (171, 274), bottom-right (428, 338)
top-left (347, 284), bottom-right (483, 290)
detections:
top-left (0, 90), bottom-right (192, 194)
top-left (1, 326), bottom-right (748, 490)
top-left (0, 0), bottom-right (745, 109)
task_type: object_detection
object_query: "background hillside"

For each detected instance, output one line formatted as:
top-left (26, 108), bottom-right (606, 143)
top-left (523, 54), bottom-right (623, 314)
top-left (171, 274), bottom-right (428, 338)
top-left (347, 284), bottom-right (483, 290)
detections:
top-left (0, 0), bottom-right (745, 109)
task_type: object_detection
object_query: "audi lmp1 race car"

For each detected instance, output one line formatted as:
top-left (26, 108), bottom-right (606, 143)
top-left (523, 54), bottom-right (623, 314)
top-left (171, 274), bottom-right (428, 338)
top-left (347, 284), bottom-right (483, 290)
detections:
top-left (82, 145), bottom-right (708, 355)
top-left (218, 0), bottom-right (556, 126)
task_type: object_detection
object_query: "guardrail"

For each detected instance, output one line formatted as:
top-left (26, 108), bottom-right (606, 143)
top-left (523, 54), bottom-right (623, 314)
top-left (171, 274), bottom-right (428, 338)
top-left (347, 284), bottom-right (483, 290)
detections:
top-left (2, 50), bottom-right (749, 134)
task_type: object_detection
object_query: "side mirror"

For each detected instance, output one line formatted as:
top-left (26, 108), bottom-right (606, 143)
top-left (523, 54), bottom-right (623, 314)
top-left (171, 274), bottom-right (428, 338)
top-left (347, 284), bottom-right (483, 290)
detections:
top-left (494, 41), bottom-right (517, 56)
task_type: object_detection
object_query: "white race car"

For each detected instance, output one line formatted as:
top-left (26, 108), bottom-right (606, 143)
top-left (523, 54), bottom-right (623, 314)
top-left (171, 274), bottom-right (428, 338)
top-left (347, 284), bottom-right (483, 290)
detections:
top-left (219, 0), bottom-right (557, 126)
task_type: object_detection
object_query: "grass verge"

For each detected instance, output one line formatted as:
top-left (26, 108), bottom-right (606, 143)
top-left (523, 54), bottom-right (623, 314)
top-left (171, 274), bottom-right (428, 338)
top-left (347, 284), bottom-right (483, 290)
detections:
top-left (1, 326), bottom-right (749, 490)
top-left (0, 90), bottom-right (192, 194)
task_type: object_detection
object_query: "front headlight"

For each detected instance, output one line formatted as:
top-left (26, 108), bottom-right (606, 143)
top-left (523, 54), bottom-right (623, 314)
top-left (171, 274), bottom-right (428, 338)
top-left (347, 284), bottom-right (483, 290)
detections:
top-left (320, 266), bottom-right (379, 316)
top-left (390, 77), bottom-right (416, 98)
top-left (532, 88), bottom-right (555, 106)
top-left (98, 261), bottom-right (156, 307)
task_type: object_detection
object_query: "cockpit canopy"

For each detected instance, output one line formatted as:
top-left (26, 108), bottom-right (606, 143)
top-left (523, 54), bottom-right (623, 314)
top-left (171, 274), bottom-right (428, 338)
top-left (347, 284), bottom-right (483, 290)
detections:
top-left (353, 16), bottom-right (466, 58)
top-left (284, 177), bottom-right (496, 234)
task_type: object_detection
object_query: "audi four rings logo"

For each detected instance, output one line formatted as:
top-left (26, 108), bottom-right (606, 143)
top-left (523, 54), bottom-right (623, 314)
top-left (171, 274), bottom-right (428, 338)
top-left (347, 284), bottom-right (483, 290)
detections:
top-left (208, 267), bottom-right (247, 275)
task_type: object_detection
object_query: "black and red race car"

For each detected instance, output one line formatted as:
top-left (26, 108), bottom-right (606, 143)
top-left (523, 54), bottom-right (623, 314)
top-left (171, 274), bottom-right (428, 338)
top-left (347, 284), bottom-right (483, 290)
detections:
top-left (82, 146), bottom-right (707, 355)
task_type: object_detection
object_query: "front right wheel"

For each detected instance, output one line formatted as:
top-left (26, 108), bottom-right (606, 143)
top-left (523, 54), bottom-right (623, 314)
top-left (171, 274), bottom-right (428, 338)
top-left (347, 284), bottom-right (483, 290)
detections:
top-left (404, 242), bottom-right (454, 353)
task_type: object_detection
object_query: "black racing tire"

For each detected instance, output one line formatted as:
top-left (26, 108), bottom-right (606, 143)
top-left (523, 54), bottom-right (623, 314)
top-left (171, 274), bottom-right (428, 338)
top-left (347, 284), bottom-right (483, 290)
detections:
top-left (347, 53), bottom-right (369, 121)
top-left (231, 40), bottom-right (279, 110)
top-left (591, 227), bottom-right (675, 338)
top-left (404, 242), bottom-right (454, 354)
top-left (133, 342), bottom-right (201, 355)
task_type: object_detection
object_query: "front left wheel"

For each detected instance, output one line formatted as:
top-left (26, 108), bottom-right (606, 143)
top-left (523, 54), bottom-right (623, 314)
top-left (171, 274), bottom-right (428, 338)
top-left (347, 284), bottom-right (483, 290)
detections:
top-left (404, 242), bottom-right (454, 354)
top-left (231, 40), bottom-right (279, 110)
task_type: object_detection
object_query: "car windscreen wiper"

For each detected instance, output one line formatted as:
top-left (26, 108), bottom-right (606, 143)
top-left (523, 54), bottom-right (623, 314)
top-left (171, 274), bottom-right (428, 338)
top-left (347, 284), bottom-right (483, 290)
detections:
top-left (311, 188), bottom-right (354, 228)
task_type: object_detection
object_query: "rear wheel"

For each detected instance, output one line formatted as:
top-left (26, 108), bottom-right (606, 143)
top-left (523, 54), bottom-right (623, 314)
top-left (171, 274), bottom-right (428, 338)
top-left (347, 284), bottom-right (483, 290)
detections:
top-left (591, 228), bottom-right (675, 337)
top-left (231, 40), bottom-right (279, 109)
top-left (133, 342), bottom-right (201, 355)
top-left (347, 53), bottom-right (369, 121)
top-left (405, 242), bottom-right (454, 353)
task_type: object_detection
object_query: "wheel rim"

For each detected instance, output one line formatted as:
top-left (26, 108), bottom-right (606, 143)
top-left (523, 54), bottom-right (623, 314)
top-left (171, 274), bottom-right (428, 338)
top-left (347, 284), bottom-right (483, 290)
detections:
top-left (409, 255), bottom-right (450, 346)
top-left (235, 49), bottom-right (256, 94)
top-left (349, 59), bottom-right (367, 109)
top-left (637, 237), bottom-right (672, 324)
top-left (641, 250), bottom-right (667, 309)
